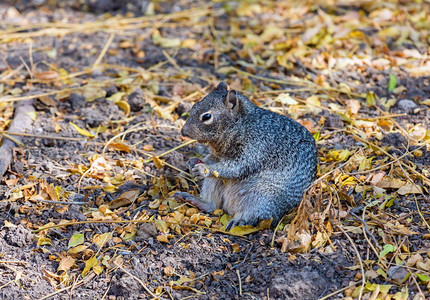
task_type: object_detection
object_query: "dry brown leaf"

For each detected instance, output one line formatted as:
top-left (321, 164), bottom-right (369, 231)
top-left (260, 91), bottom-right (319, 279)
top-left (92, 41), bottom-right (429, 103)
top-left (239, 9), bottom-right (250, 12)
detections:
top-left (397, 183), bottom-right (422, 195)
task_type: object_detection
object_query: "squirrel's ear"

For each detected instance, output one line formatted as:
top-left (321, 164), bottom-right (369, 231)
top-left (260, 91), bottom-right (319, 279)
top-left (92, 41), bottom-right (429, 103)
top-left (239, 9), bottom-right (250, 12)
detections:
top-left (225, 90), bottom-right (239, 111)
top-left (216, 82), bottom-right (228, 91)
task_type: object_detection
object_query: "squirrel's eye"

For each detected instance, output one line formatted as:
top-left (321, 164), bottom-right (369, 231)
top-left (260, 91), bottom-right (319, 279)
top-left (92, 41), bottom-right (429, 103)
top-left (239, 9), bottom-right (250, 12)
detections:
top-left (201, 113), bottom-right (212, 122)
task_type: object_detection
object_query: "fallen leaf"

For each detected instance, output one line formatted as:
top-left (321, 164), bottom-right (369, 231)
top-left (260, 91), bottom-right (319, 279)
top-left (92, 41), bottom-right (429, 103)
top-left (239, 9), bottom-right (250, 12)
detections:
top-left (68, 233), bottom-right (84, 248)
top-left (69, 122), bottom-right (95, 138)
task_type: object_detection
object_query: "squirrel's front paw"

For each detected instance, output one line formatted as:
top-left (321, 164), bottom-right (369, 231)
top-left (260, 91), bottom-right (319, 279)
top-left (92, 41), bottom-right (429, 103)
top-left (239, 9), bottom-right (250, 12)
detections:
top-left (187, 157), bottom-right (204, 170)
top-left (191, 163), bottom-right (210, 180)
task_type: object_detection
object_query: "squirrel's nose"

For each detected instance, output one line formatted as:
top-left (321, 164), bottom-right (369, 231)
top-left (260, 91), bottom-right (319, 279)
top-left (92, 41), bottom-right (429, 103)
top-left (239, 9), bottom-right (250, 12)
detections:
top-left (181, 124), bottom-right (190, 137)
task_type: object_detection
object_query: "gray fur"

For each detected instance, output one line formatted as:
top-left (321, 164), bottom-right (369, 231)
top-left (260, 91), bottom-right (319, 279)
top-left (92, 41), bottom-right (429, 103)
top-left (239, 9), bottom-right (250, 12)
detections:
top-left (176, 82), bottom-right (317, 230)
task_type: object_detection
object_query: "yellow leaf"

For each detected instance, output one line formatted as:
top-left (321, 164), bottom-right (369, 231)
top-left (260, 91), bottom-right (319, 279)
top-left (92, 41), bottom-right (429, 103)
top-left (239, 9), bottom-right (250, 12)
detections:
top-left (37, 237), bottom-right (52, 246)
top-left (25, 111), bottom-right (37, 121)
top-left (420, 99), bottom-right (430, 106)
top-left (93, 232), bottom-right (113, 249)
top-left (327, 149), bottom-right (351, 161)
top-left (274, 93), bottom-right (298, 105)
top-left (312, 231), bottom-right (329, 248)
top-left (115, 100), bottom-right (130, 116)
top-left (82, 256), bottom-right (97, 277)
top-left (152, 156), bottom-right (165, 169)
top-left (93, 265), bottom-right (104, 275)
top-left (106, 92), bottom-right (125, 102)
top-left (229, 224), bottom-right (259, 236)
top-left (157, 235), bottom-right (169, 243)
top-left (67, 245), bottom-right (88, 254)
top-left (82, 85), bottom-right (106, 102)
top-left (181, 39), bottom-right (196, 48)
top-left (305, 95), bottom-right (322, 114)
top-left (260, 25), bottom-right (284, 42)
top-left (69, 122), bottom-right (95, 138)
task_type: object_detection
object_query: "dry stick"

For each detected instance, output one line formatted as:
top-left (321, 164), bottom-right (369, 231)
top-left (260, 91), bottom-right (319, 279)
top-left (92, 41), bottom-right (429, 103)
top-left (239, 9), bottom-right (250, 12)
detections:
top-left (0, 131), bottom-right (82, 141)
top-left (113, 261), bottom-right (157, 298)
top-left (318, 281), bottom-right (363, 300)
top-left (162, 50), bottom-right (184, 73)
top-left (30, 199), bottom-right (87, 205)
top-left (92, 33), bottom-right (115, 68)
top-left (0, 63), bottom-right (24, 81)
top-left (0, 280), bottom-right (14, 290)
top-left (39, 273), bottom-right (96, 300)
top-left (0, 261), bottom-right (27, 265)
top-left (337, 225), bottom-right (365, 300)
top-left (32, 219), bottom-right (245, 237)
top-left (236, 269), bottom-right (242, 296)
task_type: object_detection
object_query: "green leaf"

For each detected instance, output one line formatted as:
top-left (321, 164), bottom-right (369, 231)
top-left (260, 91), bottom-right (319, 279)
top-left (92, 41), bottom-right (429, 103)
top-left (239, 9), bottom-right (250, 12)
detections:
top-left (388, 74), bottom-right (397, 92)
top-left (68, 233), bottom-right (84, 248)
top-left (379, 244), bottom-right (396, 258)
top-left (416, 273), bottom-right (430, 282)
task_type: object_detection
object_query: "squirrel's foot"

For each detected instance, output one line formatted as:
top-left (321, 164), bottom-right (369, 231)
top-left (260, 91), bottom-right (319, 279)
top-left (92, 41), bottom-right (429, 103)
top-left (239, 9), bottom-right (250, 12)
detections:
top-left (187, 157), bottom-right (204, 169)
top-left (190, 163), bottom-right (210, 180)
top-left (173, 191), bottom-right (216, 213)
top-left (226, 217), bottom-right (258, 231)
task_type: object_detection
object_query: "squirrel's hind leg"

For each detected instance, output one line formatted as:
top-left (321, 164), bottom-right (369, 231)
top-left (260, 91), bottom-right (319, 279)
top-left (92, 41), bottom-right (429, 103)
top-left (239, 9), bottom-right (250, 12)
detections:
top-left (173, 192), bottom-right (216, 213)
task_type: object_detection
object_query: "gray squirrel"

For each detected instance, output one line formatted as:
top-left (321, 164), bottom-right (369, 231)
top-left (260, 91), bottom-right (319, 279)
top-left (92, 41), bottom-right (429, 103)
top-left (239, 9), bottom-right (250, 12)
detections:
top-left (174, 82), bottom-right (317, 230)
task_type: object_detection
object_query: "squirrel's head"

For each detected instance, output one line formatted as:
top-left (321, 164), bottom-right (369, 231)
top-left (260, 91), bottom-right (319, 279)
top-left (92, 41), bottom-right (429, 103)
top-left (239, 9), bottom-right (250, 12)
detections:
top-left (181, 82), bottom-right (245, 144)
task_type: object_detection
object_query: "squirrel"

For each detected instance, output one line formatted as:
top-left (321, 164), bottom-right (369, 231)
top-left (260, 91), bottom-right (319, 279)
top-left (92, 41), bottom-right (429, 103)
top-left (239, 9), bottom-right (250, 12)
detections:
top-left (174, 82), bottom-right (317, 230)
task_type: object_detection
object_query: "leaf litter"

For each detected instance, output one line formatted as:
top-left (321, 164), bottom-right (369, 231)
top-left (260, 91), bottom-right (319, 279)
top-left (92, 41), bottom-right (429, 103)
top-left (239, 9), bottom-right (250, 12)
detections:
top-left (0, 0), bottom-right (429, 299)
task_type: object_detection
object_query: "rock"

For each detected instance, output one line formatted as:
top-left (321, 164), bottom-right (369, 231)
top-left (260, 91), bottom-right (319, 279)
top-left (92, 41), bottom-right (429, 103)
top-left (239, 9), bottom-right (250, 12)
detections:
top-left (69, 93), bottom-right (86, 110)
top-left (381, 132), bottom-right (407, 148)
top-left (387, 265), bottom-right (408, 283)
top-left (5, 225), bottom-right (34, 247)
top-left (135, 223), bottom-right (158, 242)
top-left (325, 114), bottom-right (344, 129)
top-left (397, 99), bottom-right (418, 113)
top-left (128, 89), bottom-right (146, 112)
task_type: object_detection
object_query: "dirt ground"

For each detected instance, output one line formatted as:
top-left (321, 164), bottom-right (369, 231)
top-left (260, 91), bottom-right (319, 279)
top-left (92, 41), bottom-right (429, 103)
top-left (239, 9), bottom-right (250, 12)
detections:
top-left (0, 1), bottom-right (429, 299)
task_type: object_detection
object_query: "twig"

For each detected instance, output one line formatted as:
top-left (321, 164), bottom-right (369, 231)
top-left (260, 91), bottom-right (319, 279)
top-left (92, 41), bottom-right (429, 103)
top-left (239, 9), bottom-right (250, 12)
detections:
top-left (29, 199), bottom-right (87, 205)
top-left (162, 50), bottom-right (184, 73)
top-left (236, 269), bottom-right (242, 296)
top-left (337, 224), bottom-right (365, 300)
top-left (318, 281), bottom-right (362, 300)
top-left (40, 273), bottom-right (96, 300)
top-left (155, 139), bottom-right (196, 159)
top-left (93, 33), bottom-right (115, 68)
top-left (0, 131), bottom-right (82, 141)
top-left (114, 261), bottom-right (157, 298)
top-left (0, 280), bottom-right (14, 290)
